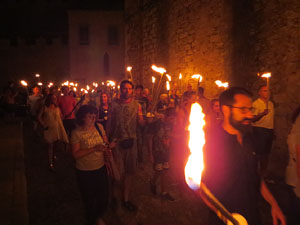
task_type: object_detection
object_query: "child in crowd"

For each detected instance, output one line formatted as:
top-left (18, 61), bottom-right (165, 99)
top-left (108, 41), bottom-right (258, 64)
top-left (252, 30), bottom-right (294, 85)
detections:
top-left (150, 107), bottom-right (176, 201)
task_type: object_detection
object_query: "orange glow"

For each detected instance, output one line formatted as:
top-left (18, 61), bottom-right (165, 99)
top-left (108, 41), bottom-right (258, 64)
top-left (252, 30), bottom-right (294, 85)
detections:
top-left (86, 85), bottom-right (90, 90)
top-left (166, 81), bottom-right (170, 91)
top-left (127, 66), bottom-right (132, 72)
top-left (151, 65), bottom-right (166, 74)
top-left (179, 73), bottom-right (182, 80)
top-left (107, 80), bottom-right (116, 87)
top-left (191, 74), bottom-right (203, 82)
top-left (261, 72), bottom-right (271, 78)
top-left (75, 83), bottom-right (78, 87)
top-left (37, 82), bottom-right (43, 86)
top-left (20, 80), bottom-right (28, 87)
top-left (215, 80), bottom-right (229, 88)
top-left (70, 82), bottom-right (74, 86)
top-left (185, 103), bottom-right (206, 190)
top-left (152, 76), bottom-right (156, 83)
top-left (166, 74), bottom-right (172, 81)
top-left (73, 87), bottom-right (77, 92)
top-left (35, 74), bottom-right (40, 78)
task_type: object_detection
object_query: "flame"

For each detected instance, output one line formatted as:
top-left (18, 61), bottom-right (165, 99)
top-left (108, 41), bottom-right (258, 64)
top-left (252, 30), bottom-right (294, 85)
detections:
top-left (261, 72), bottom-right (271, 78)
top-left (127, 66), bottom-right (132, 72)
top-left (179, 73), bottom-right (182, 80)
top-left (35, 74), bottom-right (40, 78)
top-left (75, 83), bottom-right (78, 87)
top-left (37, 82), bottom-right (43, 86)
top-left (107, 80), bottom-right (116, 87)
top-left (215, 80), bottom-right (229, 88)
top-left (185, 103), bottom-right (206, 190)
top-left (70, 82), bottom-right (74, 86)
top-left (102, 82), bottom-right (105, 85)
top-left (166, 81), bottom-right (170, 91)
top-left (73, 87), bottom-right (77, 92)
top-left (84, 90), bottom-right (88, 94)
top-left (191, 74), bottom-right (203, 82)
top-left (152, 76), bottom-right (156, 83)
top-left (63, 81), bottom-right (69, 86)
top-left (86, 85), bottom-right (90, 90)
top-left (49, 82), bottom-right (53, 86)
top-left (166, 74), bottom-right (172, 81)
top-left (151, 65), bottom-right (166, 74)
top-left (20, 80), bottom-right (28, 86)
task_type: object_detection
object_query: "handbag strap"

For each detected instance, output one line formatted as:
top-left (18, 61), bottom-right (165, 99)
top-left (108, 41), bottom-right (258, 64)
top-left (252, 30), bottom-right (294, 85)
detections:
top-left (94, 122), bottom-right (103, 139)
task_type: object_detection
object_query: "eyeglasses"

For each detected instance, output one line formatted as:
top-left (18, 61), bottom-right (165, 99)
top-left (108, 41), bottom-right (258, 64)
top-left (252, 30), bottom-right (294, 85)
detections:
top-left (228, 105), bottom-right (253, 113)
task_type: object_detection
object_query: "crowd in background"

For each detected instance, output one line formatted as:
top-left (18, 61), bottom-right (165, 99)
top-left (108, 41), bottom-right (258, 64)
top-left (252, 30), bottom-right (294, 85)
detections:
top-left (0, 79), bottom-right (299, 225)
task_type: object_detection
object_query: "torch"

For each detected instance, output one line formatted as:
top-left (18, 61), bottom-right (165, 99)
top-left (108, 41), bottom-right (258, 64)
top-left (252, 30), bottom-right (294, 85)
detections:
top-left (127, 66), bottom-right (133, 82)
top-left (179, 73), bottom-right (182, 94)
top-left (261, 72), bottom-right (271, 109)
top-left (20, 80), bottom-right (30, 97)
top-left (215, 80), bottom-right (229, 89)
top-left (151, 65), bottom-right (166, 113)
top-left (152, 76), bottom-right (156, 98)
top-left (191, 74), bottom-right (203, 95)
top-left (185, 103), bottom-right (248, 225)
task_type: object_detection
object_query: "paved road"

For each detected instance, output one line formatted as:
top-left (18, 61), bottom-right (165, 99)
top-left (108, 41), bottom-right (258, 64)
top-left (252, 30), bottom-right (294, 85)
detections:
top-left (22, 118), bottom-right (291, 225)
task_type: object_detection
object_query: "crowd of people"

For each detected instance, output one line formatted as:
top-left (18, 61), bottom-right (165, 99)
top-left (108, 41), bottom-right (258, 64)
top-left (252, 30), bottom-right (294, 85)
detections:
top-left (1, 79), bottom-right (299, 225)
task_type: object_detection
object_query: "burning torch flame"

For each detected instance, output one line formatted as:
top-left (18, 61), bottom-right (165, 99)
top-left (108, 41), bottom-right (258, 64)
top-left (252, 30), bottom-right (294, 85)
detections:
top-left (261, 72), bottom-right (271, 78)
top-left (20, 80), bottom-right (28, 87)
top-left (127, 66), bottom-right (132, 72)
top-left (152, 76), bottom-right (156, 83)
top-left (191, 74), bottom-right (203, 82)
top-left (166, 74), bottom-right (172, 81)
top-left (215, 80), bottom-right (229, 88)
top-left (75, 83), bottom-right (78, 87)
top-left (166, 81), bottom-right (170, 91)
top-left (35, 74), bottom-right (40, 78)
top-left (185, 103), bottom-right (206, 190)
top-left (73, 87), bottom-right (77, 92)
top-left (86, 85), bottom-right (90, 90)
top-left (179, 73), bottom-right (182, 80)
top-left (107, 80), bottom-right (116, 87)
top-left (70, 82), bottom-right (74, 86)
top-left (63, 81), bottom-right (69, 86)
top-left (151, 65), bottom-right (166, 74)
top-left (37, 82), bottom-right (43, 86)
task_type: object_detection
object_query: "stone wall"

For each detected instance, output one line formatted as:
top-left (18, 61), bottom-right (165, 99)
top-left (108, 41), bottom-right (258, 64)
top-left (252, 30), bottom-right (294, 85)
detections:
top-left (125, 0), bottom-right (300, 176)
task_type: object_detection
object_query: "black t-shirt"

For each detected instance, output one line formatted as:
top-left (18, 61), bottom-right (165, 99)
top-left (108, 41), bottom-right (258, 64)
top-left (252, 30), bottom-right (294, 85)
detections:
top-left (202, 127), bottom-right (261, 225)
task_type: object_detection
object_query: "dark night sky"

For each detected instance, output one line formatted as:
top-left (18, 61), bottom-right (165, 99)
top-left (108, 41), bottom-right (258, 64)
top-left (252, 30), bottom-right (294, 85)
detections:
top-left (0, 0), bottom-right (124, 38)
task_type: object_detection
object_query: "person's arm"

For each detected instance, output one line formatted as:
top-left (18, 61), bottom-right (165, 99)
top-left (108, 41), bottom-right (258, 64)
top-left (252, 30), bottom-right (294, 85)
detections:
top-left (71, 142), bottom-right (104, 159)
top-left (37, 106), bottom-right (46, 128)
top-left (137, 104), bottom-right (145, 126)
top-left (260, 180), bottom-right (286, 225)
top-left (252, 109), bottom-right (269, 122)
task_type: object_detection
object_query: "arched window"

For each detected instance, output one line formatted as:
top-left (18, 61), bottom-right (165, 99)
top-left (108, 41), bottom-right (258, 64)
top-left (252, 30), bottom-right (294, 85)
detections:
top-left (103, 52), bottom-right (110, 76)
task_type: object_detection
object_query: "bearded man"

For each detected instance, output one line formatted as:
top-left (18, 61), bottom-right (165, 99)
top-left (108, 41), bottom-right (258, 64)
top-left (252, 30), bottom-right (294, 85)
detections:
top-left (107, 80), bottom-right (144, 212)
top-left (202, 87), bottom-right (285, 225)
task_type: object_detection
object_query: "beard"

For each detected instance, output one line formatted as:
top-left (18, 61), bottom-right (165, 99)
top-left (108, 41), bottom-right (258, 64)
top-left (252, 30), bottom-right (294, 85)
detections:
top-left (229, 113), bottom-right (253, 136)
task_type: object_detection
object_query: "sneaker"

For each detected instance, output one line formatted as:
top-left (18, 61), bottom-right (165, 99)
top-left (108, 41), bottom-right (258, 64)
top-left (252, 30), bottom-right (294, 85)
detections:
top-left (161, 192), bottom-right (175, 201)
top-left (122, 201), bottom-right (138, 212)
top-left (150, 180), bottom-right (157, 195)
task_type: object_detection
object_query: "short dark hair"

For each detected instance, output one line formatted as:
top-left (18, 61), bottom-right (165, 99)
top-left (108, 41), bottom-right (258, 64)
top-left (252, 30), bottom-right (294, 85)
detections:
top-left (76, 105), bottom-right (98, 126)
top-left (45, 94), bottom-right (56, 107)
top-left (219, 87), bottom-right (252, 107)
top-left (210, 99), bottom-right (219, 108)
top-left (135, 85), bottom-right (143, 90)
top-left (120, 80), bottom-right (134, 90)
top-left (258, 84), bottom-right (267, 92)
top-left (61, 86), bottom-right (69, 93)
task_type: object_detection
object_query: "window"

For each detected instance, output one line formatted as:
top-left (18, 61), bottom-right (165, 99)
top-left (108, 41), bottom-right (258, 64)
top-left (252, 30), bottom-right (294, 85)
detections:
top-left (108, 26), bottom-right (119, 45)
top-left (103, 52), bottom-right (110, 76)
top-left (79, 25), bottom-right (89, 45)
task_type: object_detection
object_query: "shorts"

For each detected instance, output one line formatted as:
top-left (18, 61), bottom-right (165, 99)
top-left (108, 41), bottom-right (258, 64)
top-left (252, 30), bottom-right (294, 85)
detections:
top-left (113, 139), bottom-right (137, 175)
top-left (153, 150), bottom-right (170, 171)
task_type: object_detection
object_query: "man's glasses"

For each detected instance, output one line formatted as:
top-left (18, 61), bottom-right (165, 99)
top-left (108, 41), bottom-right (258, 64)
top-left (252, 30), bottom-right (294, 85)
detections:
top-left (228, 105), bottom-right (253, 113)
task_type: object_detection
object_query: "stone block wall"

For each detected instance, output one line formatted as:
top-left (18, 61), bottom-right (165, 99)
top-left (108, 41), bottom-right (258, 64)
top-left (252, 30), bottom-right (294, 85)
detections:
top-left (125, 0), bottom-right (300, 176)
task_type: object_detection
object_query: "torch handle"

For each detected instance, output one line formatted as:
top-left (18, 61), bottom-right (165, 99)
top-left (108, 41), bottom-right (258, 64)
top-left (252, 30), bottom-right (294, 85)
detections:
top-left (199, 183), bottom-right (241, 225)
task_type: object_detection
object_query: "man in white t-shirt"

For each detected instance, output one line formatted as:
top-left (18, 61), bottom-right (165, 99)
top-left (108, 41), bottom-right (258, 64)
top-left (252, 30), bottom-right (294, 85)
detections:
top-left (252, 85), bottom-right (274, 175)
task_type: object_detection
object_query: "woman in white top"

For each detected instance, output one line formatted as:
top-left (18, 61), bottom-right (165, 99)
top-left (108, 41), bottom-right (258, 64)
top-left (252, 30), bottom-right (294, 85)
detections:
top-left (71, 105), bottom-right (109, 225)
top-left (286, 107), bottom-right (300, 224)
